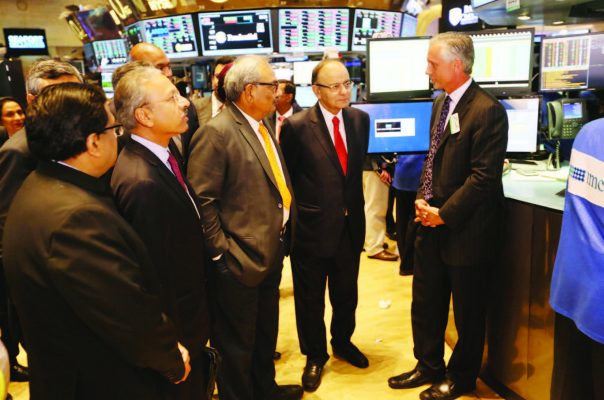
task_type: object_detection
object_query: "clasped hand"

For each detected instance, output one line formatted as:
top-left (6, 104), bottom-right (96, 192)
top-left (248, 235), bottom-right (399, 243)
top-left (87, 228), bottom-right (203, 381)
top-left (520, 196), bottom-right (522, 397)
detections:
top-left (414, 199), bottom-right (444, 228)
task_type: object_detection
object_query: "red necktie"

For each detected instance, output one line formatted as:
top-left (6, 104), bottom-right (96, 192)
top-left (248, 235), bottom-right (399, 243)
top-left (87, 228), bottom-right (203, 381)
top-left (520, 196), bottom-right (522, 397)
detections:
top-left (167, 151), bottom-right (188, 193)
top-left (276, 115), bottom-right (285, 142)
top-left (332, 116), bottom-right (348, 175)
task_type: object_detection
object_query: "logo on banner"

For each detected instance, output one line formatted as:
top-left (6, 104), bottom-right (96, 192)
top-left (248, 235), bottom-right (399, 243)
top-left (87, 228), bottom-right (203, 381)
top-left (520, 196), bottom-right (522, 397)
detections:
top-left (568, 149), bottom-right (604, 208)
top-left (448, 5), bottom-right (479, 27)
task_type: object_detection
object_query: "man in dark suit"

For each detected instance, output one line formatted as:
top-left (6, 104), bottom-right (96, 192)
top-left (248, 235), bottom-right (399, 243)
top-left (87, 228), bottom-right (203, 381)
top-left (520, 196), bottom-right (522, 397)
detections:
top-left (0, 59), bottom-right (83, 383)
top-left (3, 82), bottom-right (190, 399)
top-left (388, 32), bottom-right (508, 400)
top-left (110, 66), bottom-right (210, 399)
top-left (280, 59), bottom-right (369, 392)
top-left (266, 80), bottom-right (302, 142)
top-left (187, 55), bottom-right (302, 400)
top-left (195, 56), bottom-right (236, 128)
top-left (129, 43), bottom-right (199, 164)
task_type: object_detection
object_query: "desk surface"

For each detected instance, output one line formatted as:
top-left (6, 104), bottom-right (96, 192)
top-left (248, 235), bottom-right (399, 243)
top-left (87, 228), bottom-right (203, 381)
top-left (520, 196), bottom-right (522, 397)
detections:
top-left (502, 165), bottom-right (568, 212)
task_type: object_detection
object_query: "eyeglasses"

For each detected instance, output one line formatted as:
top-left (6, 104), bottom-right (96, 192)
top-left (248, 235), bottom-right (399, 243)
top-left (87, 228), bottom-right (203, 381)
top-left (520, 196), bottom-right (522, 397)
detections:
top-left (103, 124), bottom-right (124, 136)
top-left (141, 91), bottom-right (182, 108)
top-left (313, 80), bottom-right (354, 92)
top-left (252, 81), bottom-right (279, 92)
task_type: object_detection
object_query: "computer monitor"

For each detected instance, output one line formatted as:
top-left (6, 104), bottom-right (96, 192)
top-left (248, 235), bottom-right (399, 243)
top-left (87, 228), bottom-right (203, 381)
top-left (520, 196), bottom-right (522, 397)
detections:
top-left (345, 58), bottom-right (363, 83)
top-left (351, 9), bottom-right (403, 52)
top-left (540, 32), bottom-right (604, 91)
top-left (124, 22), bottom-right (144, 48)
top-left (191, 64), bottom-right (210, 90)
top-left (352, 101), bottom-right (433, 154)
top-left (142, 15), bottom-right (199, 59)
top-left (91, 39), bottom-right (128, 67)
top-left (3, 28), bottom-right (49, 57)
top-left (198, 9), bottom-right (273, 56)
top-left (401, 14), bottom-right (417, 37)
top-left (272, 62), bottom-right (294, 81)
top-left (100, 70), bottom-right (115, 98)
top-left (469, 29), bottom-right (535, 96)
top-left (75, 8), bottom-right (121, 41)
top-left (295, 86), bottom-right (318, 108)
top-left (279, 8), bottom-right (350, 53)
top-left (366, 37), bottom-right (431, 101)
top-left (293, 61), bottom-right (320, 85)
top-left (499, 97), bottom-right (540, 153)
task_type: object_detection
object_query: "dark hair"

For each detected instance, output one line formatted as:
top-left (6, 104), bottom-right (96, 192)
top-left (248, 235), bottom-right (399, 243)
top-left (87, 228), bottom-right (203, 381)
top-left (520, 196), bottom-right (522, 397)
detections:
top-left (0, 97), bottom-right (24, 122)
top-left (278, 79), bottom-right (296, 99)
top-left (311, 59), bottom-right (345, 85)
top-left (215, 62), bottom-right (233, 103)
top-left (26, 83), bottom-right (108, 161)
top-left (213, 56), bottom-right (236, 76)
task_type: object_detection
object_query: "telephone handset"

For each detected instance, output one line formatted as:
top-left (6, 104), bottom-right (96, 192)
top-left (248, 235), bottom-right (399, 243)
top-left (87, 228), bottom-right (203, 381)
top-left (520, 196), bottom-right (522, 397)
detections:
top-left (547, 99), bottom-right (587, 139)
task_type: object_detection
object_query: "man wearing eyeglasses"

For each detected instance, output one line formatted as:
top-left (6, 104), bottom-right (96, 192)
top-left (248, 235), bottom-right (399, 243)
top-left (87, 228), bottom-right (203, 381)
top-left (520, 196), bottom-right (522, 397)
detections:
top-left (280, 58), bottom-right (369, 392)
top-left (187, 55), bottom-right (302, 400)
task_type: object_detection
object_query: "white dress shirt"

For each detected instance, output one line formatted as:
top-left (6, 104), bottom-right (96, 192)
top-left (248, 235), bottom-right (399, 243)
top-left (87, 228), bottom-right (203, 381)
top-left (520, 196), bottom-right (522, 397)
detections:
top-left (318, 102), bottom-right (348, 152)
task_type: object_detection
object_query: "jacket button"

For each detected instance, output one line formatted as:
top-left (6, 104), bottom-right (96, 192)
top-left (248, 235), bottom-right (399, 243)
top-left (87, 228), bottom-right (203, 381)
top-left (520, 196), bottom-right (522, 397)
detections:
top-left (278, 203), bottom-right (283, 209)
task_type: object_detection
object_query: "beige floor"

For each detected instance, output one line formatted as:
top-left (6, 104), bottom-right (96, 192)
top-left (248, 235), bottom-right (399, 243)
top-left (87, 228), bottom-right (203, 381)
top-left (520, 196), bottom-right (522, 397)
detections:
top-left (8, 243), bottom-right (502, 400)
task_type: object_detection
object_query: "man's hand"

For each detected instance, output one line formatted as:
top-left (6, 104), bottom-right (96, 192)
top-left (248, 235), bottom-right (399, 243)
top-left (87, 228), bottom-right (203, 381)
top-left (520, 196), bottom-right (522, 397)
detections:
top-left (379, 170), bottom-right (392, 184)
top-left (175, 342), bottom-right (191, 384)
top-left (414, 199), bottom-right (444, 228)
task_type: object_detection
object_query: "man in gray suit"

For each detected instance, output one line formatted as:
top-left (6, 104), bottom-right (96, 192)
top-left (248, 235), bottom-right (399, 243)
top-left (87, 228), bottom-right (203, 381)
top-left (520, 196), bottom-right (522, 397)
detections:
top-left (187, 55), bottom-right (302, 400)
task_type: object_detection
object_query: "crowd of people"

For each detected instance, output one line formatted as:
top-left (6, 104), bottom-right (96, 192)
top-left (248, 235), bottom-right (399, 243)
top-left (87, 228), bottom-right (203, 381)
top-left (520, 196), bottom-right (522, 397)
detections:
top-left (0, 29), bottom-right (600, 400)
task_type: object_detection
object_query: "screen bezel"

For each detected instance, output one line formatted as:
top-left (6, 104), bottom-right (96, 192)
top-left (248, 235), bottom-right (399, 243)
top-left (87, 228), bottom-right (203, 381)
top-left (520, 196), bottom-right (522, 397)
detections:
top-left (350, 8), bottom-right (404, 52)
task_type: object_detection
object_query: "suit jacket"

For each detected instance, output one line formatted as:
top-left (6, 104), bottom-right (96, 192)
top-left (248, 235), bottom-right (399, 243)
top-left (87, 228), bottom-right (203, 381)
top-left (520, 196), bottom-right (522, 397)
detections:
top-left (0, 128), bottom-right (36, 264)
top-left (187, 103), bottom-right (295, 287)
top-left (265, 102), bottom-right (303, 135)
top-left (3, 162), bottom-right (184, 399)
top-left (111, 138), bottom-right (210, 358)
top-left (418, 81), bottom-right (508, 266)
top-left (195, 95), bottom-right (212, 128)
top-left (280, 104), bottom-right (369, 258)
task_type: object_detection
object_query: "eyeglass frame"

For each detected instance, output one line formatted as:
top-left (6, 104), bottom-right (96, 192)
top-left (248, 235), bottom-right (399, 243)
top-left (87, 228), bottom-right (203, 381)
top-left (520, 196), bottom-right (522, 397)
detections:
top-left (102, 123), bottom-right (124, 136)
top-left (250, 81), bottom-right (279, 92)
top-left (313, 80), bottom-right (354, 92)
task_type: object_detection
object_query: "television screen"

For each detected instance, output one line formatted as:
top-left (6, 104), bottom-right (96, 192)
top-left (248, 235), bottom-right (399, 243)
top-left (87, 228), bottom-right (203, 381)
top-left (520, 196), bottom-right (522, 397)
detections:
top-left (366, 37), bottom-right (431, 101)
top-left (293, 61), bottom-right (320, 85)
top-left (279, 8), bottom-right (350, 53)
top-left (499, 97), bottom-right (540, 153)
top-left (295, 85), bottom-right (318, 108)
top-left (142, 15), bottom-right (199, 59)
top-left (353, 101), bottom-right (433, 154)
top-left (345, 58), bottom-right (363, 82)
top-left (92, 39), bottom-right (128, 67)
top-left (540, 32), bottom-right (604, 91)
top-left (401, 14), bottom-right (417, 37)
top-left (124, 22), bottom-right (144, 48)
top-left (101, 70), bottom-right (114, 98)
top-left (76, 8), bottom-right (121, 41)
top-left (191, 64), bottom-right (209, 90)
top-left (469, 29), bottom-right (534, 95)
top-left (198, 9), bottom-right (273, 56)
top-left (3, 28), bottom-right (49, 57)
top-left (351, 9), bottom-right (403, 52)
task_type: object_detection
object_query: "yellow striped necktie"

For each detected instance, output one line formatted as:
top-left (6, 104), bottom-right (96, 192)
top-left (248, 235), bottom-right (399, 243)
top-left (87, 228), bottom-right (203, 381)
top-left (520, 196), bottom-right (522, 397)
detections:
top-left (258, 123), bottom-right (292, 209)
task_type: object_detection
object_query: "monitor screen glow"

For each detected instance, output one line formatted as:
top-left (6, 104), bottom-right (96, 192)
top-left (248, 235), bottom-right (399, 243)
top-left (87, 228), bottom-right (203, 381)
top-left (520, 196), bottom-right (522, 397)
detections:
top-left (75, 8), bottom-right (121, 41)
top-left (279, 8), bottom-right (350, 53)
top-left (367, 37), bottom-right (431, 101)
top-left (352, 101), bottom-right (433, 154)
top-left (293, 61), bottom-right (320, 85)
top-left (92, 39), bottom-right (128, 67)
top-left (351, 9), bottom-right (403, 52)
top-left (142, 15), bottom-right (199, 59)
top-left (499, 97), bottom-right (540, 153)
top-left (3, 28), bottom-right (49, 57)
top-left (198, 9), bottom-right (273, 56)
top-left (295, 86), bottom-right (318, 108)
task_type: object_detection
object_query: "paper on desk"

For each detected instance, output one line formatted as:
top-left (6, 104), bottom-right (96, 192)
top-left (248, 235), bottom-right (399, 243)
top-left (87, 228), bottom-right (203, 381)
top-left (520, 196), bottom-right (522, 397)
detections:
top-left (510, 170), bottom-right (563, 182)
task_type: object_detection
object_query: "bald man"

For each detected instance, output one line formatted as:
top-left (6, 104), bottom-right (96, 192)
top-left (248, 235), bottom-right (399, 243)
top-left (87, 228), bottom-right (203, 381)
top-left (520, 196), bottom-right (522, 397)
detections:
top-left (129, 43), bottom-right (199, 168)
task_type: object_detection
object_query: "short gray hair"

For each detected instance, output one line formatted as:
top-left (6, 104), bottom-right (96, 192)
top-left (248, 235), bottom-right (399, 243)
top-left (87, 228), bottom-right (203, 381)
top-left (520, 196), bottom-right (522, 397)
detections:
top-left (224, 55), bottom-right (268, 102)
top-left (112, 60), bottom-right (153, 88)
top-left (113, 66), bottom-right (163, 131)
top-left (430, 32), bottom-right (474, 75)
top-left (26, 59), bottom-right (83, 96)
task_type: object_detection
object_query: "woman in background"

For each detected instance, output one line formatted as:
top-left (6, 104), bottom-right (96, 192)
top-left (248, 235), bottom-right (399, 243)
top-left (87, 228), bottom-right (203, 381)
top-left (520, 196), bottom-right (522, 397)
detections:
top-left (0, 97), bottom-right (25, 147)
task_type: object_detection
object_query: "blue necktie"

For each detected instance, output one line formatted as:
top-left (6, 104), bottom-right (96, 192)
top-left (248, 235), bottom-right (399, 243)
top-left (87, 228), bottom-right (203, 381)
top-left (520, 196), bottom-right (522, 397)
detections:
top-left (422, 96), bottom-right (451, 201)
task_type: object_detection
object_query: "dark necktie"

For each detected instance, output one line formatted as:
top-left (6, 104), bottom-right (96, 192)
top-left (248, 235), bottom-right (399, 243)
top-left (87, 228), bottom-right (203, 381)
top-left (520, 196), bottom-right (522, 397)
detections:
top-left (332, 116), bottom-right (348, 176)
top-left (167, 151), bottom-right (188, 193)
top-left (422, 96), bottom-right (452, 201)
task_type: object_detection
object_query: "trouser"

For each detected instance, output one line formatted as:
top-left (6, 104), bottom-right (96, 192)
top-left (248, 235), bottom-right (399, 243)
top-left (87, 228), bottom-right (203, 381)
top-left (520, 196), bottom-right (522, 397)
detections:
top-left (362, 171), bottom-right (389, 256)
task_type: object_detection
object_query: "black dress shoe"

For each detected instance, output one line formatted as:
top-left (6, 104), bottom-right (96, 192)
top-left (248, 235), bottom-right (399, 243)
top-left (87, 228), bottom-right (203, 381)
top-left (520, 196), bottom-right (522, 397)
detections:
top-left (332, 342), bottom-right (369, 368)
top-left (388, 366), bottom-right (444, 389)
top-left (419, 378), bottom-right (475, 400)
top-left (10, 363), bottom-right (29, 382)
top-left (271, 384), bottom-right (304, 400)
top-left (302, 360), bottom-right (324, 392)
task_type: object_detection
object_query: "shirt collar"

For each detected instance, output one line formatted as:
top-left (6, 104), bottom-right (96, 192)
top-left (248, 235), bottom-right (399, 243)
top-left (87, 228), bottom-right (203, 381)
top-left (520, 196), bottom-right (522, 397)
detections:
top-left (233, 103), bottom-right (261, 133)
top-left (318, 102), bottom-right (344, 124)
top-left (131, 134), bottom-right (170, 165)
top-left (447, 77), bottom-right (473, 104)
top-left (277, 107), bottom-right (294, 119)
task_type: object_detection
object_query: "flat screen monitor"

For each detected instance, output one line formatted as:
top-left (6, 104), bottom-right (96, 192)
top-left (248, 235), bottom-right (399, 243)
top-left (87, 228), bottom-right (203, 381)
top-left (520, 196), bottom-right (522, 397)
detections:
top-left (124, 23), bottom-right (144, 48)
top-left (3, 28), bottom-right (49, 57)
top-left (198, 9), bottom-right (273, 56)
top-left (92, 39), bottom-right (128, 67)
top-left (295, 86), bottom-right (318, 108)
top-left (279, 8), bottom-right (350, 53)
top-left (101, 70), bottom-right (114, 98)
top-left (499, 97), bottom-right (540, 153)
top-left (469, 29), bottom-right (534, 95)
top-left (76, 8), bottom-right (121, 41)
top-left (272, 62), bottom-right (294, 81)
top-left (351, 9), bottom-right (403, 52)
top-left (367, 37), bottom-right (431, 101)
top-left (142, 15), bottom-right (199, 59)
top-left (293, 61), bottom-right (320, 85)
top-left (540, 32), bottom-right (604, 91)
top-left (345, 58), bottom-right (363, 82)
top-left (353, 101), bottom-right (433, 154)
top-left (401, 14), bottom-right (417, 37)
top-left (191, 64), bottom-right (209, 90)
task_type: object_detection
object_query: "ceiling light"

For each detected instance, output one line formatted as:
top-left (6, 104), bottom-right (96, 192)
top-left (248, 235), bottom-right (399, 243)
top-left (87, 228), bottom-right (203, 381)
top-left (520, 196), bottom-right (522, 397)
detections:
top-left (553, 20), bottom-right (565, 25)
top-left (518, 15), bottom-right (531, 21)
top-left (210, 0), bottom-right (228, 3)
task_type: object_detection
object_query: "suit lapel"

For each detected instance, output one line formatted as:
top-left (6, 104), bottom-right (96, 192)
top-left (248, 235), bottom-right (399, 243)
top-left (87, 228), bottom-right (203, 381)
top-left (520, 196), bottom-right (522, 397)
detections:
top-left (310, 104), bottom-right (346, 176)
top-left (229, 106), bottom-right (280, 190)
top-left (127, 139), bottom-right (198, 217)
